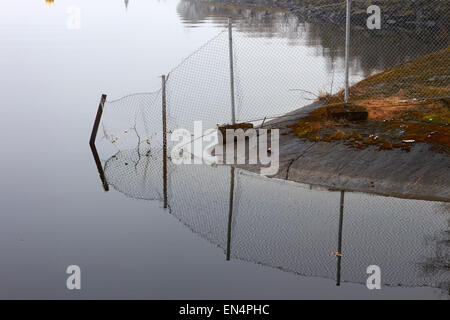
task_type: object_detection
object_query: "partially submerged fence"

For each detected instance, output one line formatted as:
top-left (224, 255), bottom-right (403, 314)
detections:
top-left (98, 1), bottom-right (449, 153)
top-left (89, 1), bottom-right (450, 292)
top-left (95, 145), bottom-right (449, 292)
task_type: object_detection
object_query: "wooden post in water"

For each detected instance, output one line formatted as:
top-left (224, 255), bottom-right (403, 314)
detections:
top-left (89, 94), bottom-right (107, 146)
top-left (162, 75), bottom-right (168, 209)
top-left (336, 190), bottom-right (345, 286)
top-left (89, 94), bottom-right (108, 191)
top-left (226, 166), bottom-right (235, 261)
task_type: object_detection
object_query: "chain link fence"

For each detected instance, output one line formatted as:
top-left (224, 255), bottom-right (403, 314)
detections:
top-left (94, 0), bottom-right (449, 294)
top-left (100, 0), bottom-right (449, 152)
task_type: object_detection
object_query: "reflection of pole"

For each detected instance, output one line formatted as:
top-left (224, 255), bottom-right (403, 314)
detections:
top-left (344, 0), bottom-right (351, 104)
top-left (228, 17), bottom-right (236, 124)
top-left (162, 75), bottom-right (168, 209)
top-left (226, 167), bottom-right (235, 261)
top-left (336, 191), bottom-right (345, 286)
top-left (90, 144), bottom-right (109, 192)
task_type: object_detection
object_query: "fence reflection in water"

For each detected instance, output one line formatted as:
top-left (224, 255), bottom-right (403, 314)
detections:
top-left (91, 144), bottom-right (449, 294)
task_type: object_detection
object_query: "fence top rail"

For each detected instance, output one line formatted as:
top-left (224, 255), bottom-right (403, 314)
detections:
top-left (106, 91), bottom-right (161, 104)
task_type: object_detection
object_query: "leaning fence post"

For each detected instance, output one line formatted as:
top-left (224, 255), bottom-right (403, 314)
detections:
top-left (89, 94), bottom-right (107, 146)
top-left (89, 94), bottom-right (108, 191)
top-left (344, 0), bottom-right (352, 104)
top-left (162, 75), bottom-right (168, 209)
top-left (228, 17), bottom-right (236, 124)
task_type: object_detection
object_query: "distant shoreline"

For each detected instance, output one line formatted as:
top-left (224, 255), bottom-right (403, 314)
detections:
top-left (198, 0), bottom-right (449, 29)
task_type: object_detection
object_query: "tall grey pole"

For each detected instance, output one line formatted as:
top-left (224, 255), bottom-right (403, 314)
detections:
top-left (162, 75), bottom-right (168, 209)
top-left (344, 0), bottom-right (351, 104)
top-left (228, 17), bottom-right (236, 124)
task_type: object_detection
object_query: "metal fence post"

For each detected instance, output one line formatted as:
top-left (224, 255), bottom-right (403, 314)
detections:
top-left (344, 0), bottom-right (352, 104)
top-left (162, 75), bottom-right (168, 209)
top-left (228, 17), bottom-right (236, 124)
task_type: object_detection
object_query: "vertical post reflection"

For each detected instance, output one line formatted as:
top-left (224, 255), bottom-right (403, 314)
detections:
top-left (226, 166), bottom-right (235, 261)
top-left (336, 190), bottom-right (345, 286)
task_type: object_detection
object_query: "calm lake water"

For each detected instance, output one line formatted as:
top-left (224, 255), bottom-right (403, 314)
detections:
top-left (0, 0), bottom-right (448, 299)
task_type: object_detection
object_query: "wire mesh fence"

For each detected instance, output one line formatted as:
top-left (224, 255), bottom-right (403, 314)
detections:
top-left (94, 0), bottom-right (449, 293)
top-left (101, 91), bottom-right (163, 151)
top-left (165, 29), bottom-right (232, 135)
top-left (99, 0), bottom-right (449, 152)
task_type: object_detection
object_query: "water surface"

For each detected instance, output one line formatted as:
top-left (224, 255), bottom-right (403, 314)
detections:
top-left (0, 0), bottom-right (448, 299)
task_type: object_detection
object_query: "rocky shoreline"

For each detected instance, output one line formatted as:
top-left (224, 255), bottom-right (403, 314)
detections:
top-left (203, 0), bottom-right (449, 29)
top-left (235, 101), bottom-right (450, 202)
